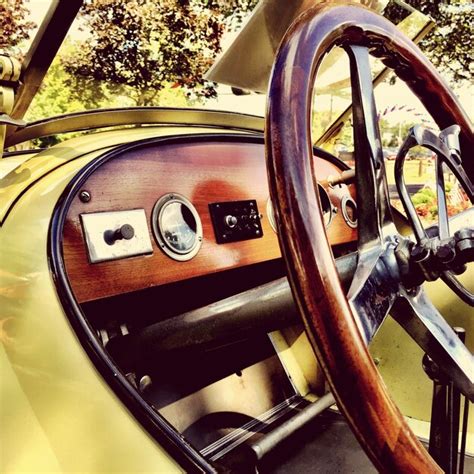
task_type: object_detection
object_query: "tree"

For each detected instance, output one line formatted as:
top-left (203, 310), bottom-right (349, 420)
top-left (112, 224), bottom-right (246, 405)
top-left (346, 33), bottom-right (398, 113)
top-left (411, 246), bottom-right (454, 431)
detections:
top-left (385, 1), bottom-right (472, 83)
top-left (26, 57), bottom-right (85, 123)
top-left (0, 0), bottom-right (36, 57)
top-left (62, 0), bottom-right (227, 105)
top-left (62, 0), bottom-right (260, 106)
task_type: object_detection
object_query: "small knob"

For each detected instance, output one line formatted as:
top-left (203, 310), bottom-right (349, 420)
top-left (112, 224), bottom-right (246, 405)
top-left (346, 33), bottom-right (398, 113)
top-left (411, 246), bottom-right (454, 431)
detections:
top-left (104, 224), bottom-right (135, 245)
top-left (225, 215), bottom-right (238, 229)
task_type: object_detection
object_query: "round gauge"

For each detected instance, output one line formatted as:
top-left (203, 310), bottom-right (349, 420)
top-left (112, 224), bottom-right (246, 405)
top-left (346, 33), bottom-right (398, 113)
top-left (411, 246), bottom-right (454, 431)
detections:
top-left (267, 184), bottom-right (334, 233)
top-left (341, 195), bottom-right (358, 228)
top-left (152, 193), bottom-right (203, 261)
top-left (318, 184), bottom-right (334, 228)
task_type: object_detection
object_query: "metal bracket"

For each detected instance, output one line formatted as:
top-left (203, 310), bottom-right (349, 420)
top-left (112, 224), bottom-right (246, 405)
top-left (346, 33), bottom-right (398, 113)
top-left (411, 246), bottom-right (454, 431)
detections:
top-left (0, 55), bottom-right (25, 158)
top-left (394, 125), bottom-right (474, 305)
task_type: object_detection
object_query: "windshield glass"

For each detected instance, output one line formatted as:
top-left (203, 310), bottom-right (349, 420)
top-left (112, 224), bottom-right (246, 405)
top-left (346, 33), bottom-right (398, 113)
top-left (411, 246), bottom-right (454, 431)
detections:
top-left (1, 1), bottom-right (471, 133)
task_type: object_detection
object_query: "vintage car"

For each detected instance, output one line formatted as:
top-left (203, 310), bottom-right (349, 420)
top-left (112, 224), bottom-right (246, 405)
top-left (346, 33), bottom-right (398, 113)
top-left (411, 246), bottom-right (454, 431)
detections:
top-left (1, 0), bottom-right (473, 472)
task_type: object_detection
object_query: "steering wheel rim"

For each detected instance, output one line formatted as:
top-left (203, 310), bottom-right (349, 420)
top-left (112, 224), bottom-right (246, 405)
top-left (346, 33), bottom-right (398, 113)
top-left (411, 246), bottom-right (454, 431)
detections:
top-left (266, 4), bottom-right (473, 472)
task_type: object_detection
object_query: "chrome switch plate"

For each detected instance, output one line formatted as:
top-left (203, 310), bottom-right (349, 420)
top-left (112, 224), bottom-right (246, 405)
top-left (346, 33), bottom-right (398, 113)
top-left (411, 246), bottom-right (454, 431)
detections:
top-left (80, 209), bottom-right (153, 263)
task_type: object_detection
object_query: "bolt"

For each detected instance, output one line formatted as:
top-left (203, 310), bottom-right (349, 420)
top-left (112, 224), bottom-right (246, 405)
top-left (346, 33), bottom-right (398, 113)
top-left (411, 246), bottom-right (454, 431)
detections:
top-left (437, 244), bottom-right (455, 264)
top-left (79, 190), bottom-right (91, 203)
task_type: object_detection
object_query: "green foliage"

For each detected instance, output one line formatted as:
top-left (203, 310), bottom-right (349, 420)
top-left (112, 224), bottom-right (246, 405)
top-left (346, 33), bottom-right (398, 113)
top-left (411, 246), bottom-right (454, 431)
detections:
top-left (411, 188), bottom-right (437, 220)
top-left (379, 120), bottom-right (418, 148)
top-left (62, 0), bottom-right (228, 105)
top-left (207, 0), bottom-right (259, 31)
top-left (25, 54), bottom-right (192, 145)
top-left (385, 1), bottom-right (473, 83)
top-left (26, 57), bottom-right (85, 122)
top-left (61, 0), bottom-right (260, 106)
top-left (0, 0), bottom-right (36, 57)
top-left (412, 187), bottom-right (436, 206)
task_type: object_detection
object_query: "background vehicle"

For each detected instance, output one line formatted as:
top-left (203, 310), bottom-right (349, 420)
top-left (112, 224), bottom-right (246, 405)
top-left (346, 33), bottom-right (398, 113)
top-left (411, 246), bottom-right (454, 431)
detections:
top-left (1, 1), bottom-right (472, 472)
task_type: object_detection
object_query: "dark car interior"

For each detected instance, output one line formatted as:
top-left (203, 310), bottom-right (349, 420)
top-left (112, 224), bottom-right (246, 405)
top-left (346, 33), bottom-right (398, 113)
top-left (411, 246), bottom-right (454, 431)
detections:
top-left (57, 132), bottom-right (362, 468)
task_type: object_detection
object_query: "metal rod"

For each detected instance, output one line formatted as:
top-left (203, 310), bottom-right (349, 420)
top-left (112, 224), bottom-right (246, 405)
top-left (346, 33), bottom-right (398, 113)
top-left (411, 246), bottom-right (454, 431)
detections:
top-left (447, 380), bottom-right (457, 474)
top-left (106, 253), bottom-right (357, 365)
top-left (325, 169), bottom-right (356, 187)
top-left (426, 327), bottom-right (467, 473)
top-left (459, 396), bottom-right (469, 474)
top-left (453, 327), bottom-right (466, 474)
top-left (9, 0), bottom-right (84, 125)
top-left (249, 392), bottom-right (336, 461)
top-left (428, 381), bottom-right (448, 465)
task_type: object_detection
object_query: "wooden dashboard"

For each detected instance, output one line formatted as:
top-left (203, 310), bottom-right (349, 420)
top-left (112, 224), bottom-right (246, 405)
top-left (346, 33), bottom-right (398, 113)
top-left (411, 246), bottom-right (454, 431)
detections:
top-left (62, 136), bottom-right (357, 302)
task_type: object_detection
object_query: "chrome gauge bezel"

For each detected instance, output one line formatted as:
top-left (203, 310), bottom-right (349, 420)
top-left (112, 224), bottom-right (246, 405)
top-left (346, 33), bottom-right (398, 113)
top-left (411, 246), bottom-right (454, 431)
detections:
top-left (341, 195), bottom-right (358, 228)
top-left (151, 193), bottom-right (203, 261)
top-left (267, 184), bottom-right (335, 233)
top-left (266, 198), bottom-right (278, 233)
top-left (317, 184), bottom-right (335, 229)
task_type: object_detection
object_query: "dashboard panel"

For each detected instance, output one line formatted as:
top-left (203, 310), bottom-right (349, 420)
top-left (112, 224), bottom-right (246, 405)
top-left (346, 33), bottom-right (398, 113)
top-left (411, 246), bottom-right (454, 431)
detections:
top-left (62, 135), bottom-right (357, 302)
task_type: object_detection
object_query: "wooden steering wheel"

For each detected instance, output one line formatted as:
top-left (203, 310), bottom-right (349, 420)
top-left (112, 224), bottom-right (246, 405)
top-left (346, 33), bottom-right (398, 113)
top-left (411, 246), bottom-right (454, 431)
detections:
top-left (265, 3), bottom-right (473, 472)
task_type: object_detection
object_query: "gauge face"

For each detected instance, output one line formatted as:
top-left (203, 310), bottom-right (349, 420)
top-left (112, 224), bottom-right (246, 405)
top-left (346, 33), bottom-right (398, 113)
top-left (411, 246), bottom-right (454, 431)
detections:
top-left (152, 194), bottom-right (203, 261)
top-left (267, 184), bottom-right (333, 233)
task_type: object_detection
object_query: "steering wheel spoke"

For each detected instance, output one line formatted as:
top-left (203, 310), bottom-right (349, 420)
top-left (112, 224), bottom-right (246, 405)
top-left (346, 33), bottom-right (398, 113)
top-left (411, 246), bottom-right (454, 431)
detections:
top-left (346, 45), bottom-right (394, 249)
top-left (348, 243), bottom-right (399, 344)
top-left (391, 289), bottom-right (474, 401)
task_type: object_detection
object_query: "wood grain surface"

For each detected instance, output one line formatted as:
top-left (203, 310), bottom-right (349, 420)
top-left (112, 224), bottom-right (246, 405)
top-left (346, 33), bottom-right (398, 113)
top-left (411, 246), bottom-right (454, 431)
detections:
top-left (63, 138), bottom-right (356, 302)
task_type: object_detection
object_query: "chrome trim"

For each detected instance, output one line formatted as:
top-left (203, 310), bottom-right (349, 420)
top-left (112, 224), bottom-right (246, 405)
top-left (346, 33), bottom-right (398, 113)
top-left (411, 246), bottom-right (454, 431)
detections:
top-left (267, 184), bottom-right (334, 233)
top-left (341, 195), bottom-right (358, 228)
top-left (81, 209), bottom-right (153, 263)
top-left (5, 107), bottom-right (264, 148)
top-left (266, 198), bottom-right (277, 233)
top-left (151, 193), bottom-right (203, 262)
top-left (318, 184), bottom-right (335, 229)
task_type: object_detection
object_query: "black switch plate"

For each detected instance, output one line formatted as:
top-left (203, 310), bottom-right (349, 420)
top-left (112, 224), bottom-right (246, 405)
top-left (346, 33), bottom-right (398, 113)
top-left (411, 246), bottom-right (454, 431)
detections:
top-left (209, 200), bottom-right (263, 244)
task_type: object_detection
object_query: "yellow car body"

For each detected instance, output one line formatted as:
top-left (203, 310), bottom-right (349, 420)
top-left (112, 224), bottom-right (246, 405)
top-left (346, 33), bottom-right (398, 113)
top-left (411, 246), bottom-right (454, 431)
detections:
top-left (1, 1), bottom-right (473, 472)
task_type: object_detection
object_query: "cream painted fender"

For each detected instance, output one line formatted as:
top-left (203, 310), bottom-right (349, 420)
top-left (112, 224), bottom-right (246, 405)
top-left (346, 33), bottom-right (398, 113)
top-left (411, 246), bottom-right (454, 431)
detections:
top-left (0, 127), bottom-right (229, 473)
top-left (0, 153), bottom-right (182, 473)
